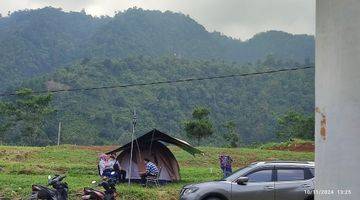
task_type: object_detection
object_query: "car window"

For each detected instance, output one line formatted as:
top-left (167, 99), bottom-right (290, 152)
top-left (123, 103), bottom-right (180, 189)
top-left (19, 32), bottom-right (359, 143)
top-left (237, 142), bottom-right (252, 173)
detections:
top-left (247, 170), bottom-right (273, 182)
top-left (277, 169), bottom-right (305, 181)
top-left (309, 168), bottom-right (315, 177)
top-left (225, 165), bottom-right (254, 181)
top-left (304, 167), bottom-right (315, 179)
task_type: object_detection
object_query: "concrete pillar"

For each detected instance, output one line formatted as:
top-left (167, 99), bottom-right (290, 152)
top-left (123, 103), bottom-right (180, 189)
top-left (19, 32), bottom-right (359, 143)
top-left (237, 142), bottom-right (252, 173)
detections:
top-left (316, 0), bottom-right (360, 199)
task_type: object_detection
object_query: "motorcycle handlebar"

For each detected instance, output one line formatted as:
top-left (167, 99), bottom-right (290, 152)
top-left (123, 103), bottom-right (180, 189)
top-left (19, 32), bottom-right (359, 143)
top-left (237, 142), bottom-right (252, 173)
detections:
top-left (59, 175), bottom-right (66, 181)
top-left (48, 175), bottom-right (66, 185)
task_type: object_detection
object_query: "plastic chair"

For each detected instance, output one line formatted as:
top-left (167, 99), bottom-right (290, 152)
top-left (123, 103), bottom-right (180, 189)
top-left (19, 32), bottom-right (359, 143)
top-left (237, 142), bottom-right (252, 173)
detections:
top-left (146, 167), bottom-right (162, 187)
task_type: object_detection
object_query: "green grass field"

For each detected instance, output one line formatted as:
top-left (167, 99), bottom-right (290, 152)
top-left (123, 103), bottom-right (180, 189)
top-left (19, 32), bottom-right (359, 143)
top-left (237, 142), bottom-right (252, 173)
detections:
top-left (0, 145), bottom-right (314, 200)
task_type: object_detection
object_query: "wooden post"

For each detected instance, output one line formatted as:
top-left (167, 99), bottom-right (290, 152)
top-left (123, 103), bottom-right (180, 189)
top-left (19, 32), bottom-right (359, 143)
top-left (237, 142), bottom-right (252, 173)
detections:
top-left (57, 122), bottom-right (61, 146)
top-left (128, 109), bottom-right (137, 185)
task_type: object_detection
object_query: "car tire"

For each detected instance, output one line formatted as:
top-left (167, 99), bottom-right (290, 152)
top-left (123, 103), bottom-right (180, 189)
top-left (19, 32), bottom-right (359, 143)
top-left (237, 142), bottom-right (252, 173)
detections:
top-left (305, 196), bottom-right (314, 200)
top-left (205, 197), bottom-right (222, 200)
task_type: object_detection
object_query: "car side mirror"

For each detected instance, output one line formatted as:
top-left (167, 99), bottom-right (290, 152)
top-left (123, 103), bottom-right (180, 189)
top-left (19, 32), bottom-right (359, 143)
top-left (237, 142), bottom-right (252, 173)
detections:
top-left (236, 177), bottom-right (249, 185)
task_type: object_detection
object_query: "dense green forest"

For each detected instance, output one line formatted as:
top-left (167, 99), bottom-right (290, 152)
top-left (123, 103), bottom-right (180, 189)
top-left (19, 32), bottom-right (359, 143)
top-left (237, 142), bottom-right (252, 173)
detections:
top-left (1, 56), bottom-right (314, 146)
top-left (0, 7), bottom-right (315, 146)
top-left (0, 7), bottom-right (314, 91)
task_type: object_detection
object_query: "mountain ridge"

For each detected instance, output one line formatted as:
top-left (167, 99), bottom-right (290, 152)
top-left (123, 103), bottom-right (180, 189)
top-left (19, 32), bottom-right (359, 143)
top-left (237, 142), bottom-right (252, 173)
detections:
top-left (0, 7), bottom-right (315, 146)
top-left (0, 7), bottom-right (314, 91)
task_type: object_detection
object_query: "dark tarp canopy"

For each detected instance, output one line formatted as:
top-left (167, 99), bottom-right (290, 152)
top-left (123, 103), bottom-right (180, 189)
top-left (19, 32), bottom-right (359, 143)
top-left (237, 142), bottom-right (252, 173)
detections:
top-left (107, 129), bottom-right (202, 155)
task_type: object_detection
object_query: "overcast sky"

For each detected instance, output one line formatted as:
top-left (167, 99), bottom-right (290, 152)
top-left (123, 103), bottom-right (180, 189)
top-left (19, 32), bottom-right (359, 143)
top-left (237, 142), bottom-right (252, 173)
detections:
top-left (0, 0), bottom-right (315, 40)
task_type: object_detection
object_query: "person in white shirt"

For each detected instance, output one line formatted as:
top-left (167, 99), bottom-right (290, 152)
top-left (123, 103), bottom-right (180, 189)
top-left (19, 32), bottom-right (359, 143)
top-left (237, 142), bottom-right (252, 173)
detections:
top-left (98, 154), bottom-right (109, 176)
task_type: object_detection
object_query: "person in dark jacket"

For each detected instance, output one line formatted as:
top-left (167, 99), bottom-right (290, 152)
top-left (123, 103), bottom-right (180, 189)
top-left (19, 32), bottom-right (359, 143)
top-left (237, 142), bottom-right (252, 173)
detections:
top-left (219, 154), bottom-right (233, 178)
top-left (110, 154), bottom-right (127, 183)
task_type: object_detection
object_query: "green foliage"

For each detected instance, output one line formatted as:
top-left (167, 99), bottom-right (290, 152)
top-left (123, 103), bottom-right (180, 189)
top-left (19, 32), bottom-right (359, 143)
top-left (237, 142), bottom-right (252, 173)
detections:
top-left (2, 55), bottom-right (314, 146)
top-left (0, 8), bottom-right (315, 146)
top-left (192, 107), bottom-right (211, 120)
top-left (0, 88), bottom-right (54, 145)
top-left (184, 107), bottom-right (214, 146)
top-left (276, 110), bottom-right (315, 141)
top-left (224, 121), bottom-right (240, 148)
top-left (0, 7), bottom-right (314, 92)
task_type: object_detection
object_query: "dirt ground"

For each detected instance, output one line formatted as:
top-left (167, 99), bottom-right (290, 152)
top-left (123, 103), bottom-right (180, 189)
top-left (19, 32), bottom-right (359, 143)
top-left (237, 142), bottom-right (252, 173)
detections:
top-left (268, 142), bottom-right (314, 152)
top-left (75, 145), bottom-right (118, 152)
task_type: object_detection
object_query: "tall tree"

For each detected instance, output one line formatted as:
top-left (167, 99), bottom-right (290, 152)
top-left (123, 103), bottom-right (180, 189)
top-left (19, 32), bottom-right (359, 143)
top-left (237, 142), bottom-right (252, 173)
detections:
top-left (224, 121), bottom-right (240, 148)
top-left (276, 110), bottom-right (314, 141)
top-left (184, 106), bottom-right (214, 146)
top-left (0, 88), bottom-right (54, 145)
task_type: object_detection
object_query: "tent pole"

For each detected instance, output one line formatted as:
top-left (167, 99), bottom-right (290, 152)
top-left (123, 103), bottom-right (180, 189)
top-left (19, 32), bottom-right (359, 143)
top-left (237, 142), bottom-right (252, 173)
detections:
top-left (128, 109), bottom-right (137, 185)
top-left (149, 129), bottom-right (155, 155)
top-left (135, 137), bottom-right (142, 161)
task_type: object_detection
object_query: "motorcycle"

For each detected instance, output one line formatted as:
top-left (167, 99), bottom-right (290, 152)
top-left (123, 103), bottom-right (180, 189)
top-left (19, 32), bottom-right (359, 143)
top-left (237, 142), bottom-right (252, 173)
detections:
top-left (82, 173), bottom-right (117, 200)
top-left (30, 175), bottom-right (68, 200)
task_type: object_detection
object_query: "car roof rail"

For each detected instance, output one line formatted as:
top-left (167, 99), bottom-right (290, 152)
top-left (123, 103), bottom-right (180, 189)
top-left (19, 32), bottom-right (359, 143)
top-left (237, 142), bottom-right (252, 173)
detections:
top-left (264, 161), bottom-right (313, 164)
top-left (250, 161), bottom-right (264, 165)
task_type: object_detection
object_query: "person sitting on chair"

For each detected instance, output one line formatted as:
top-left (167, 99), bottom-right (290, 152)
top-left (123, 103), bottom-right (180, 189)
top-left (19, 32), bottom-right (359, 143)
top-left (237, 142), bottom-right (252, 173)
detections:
top-left (99, 154), bottom-right (119, 179)
top-left (99, 154), bottom-right (112, 177)
top-left (140, 158), bottom-right (159, 185)
top-left (110, 154), bottom-right (127, 183)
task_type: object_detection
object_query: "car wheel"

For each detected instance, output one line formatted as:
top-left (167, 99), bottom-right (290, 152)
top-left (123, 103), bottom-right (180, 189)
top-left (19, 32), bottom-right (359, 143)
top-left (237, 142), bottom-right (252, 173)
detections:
top-left (205, 197), bottom-right (222, 200)
top-left (305, 196), bottom-right (314, 200)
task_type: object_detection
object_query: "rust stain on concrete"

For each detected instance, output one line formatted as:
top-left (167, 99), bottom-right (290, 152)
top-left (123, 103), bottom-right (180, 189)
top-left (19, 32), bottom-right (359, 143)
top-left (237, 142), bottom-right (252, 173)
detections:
top-left (316, 107), bottom-right (327, 140)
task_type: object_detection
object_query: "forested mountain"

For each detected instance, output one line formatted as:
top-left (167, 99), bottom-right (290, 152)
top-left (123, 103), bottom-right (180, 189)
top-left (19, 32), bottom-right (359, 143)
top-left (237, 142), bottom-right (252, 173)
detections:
top-left (0, 7), bottom-right (314, 91)
top-left (0, 7), bottom-right (315, 146)
top-left (2, 56), bottom-right (314, 146)
top-left (0, 7), bottom-right (107, 90)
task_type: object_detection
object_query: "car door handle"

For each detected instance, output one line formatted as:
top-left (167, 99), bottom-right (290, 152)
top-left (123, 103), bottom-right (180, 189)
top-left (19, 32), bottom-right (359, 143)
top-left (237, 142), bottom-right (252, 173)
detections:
top-left (264, 186), bottom-right (274, 190)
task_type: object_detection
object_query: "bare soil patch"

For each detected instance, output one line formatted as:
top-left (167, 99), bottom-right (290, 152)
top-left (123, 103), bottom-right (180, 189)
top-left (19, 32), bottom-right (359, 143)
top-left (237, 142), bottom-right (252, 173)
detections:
top-left (75, 145), bottom-right (117, 152)
top-left (268, 142), bottom-right (314, 152)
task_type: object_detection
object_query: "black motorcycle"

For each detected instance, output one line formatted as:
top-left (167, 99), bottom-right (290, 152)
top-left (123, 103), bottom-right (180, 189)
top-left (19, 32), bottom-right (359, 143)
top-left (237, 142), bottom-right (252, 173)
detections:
top-left (30, 175), bottom-right (68, 200)
top-left (82, 175), bottom-right (117, 200)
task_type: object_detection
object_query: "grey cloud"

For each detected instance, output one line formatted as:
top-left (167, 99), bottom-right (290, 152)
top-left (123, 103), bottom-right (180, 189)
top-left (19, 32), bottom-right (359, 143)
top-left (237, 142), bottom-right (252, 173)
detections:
top-left (31, 0), bottom-right (96, 10)
top-left (0, 0), bottom-right (315, 40)
top-left (159, 0), bottom-right (315, 40)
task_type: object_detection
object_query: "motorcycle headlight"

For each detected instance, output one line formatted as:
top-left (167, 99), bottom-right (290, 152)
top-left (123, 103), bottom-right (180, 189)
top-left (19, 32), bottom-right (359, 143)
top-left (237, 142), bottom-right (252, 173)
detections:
top-left (182, 187), bottom-right (199, 196)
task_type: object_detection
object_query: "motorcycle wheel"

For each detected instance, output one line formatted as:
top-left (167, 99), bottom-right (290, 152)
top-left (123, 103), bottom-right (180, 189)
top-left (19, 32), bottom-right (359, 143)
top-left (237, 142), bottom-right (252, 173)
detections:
top-left (29, 192), bottom-right (38, 200)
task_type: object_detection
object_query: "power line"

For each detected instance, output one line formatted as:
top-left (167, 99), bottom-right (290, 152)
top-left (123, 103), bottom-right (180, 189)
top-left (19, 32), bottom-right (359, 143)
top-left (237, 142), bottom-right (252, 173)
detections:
top-left (0, 66), bottom-right (314, 97)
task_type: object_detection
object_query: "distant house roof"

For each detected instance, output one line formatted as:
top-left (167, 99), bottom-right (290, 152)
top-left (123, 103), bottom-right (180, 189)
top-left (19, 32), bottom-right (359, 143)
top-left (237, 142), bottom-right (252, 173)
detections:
top-left (107, 129), bottom-right (202, 155)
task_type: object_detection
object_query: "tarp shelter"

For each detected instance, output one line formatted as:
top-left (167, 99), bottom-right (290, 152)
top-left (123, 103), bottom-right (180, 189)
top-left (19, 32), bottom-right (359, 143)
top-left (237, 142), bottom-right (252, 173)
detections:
top-left (107, 129), bottom-right (202, 182)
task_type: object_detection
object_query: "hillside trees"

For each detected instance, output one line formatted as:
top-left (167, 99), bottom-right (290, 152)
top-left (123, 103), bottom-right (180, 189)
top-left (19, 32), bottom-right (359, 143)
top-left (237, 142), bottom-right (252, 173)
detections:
top-left (1, 55), bottom-right (314, 146)
top-left (0, 7), bottom-right (316, 147)
top-left (224, 121), bottom-right (240, 147)
top-left (11, 56), bottom-right (314, 146)
top-left (0, 7), bottom-right (314, 92)
top-left (184, 106), bottom-right (214, 146)
top-left (0, 88), bottom-right (54, 145)
top-left (276, 110), bottom-right (314, 141)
